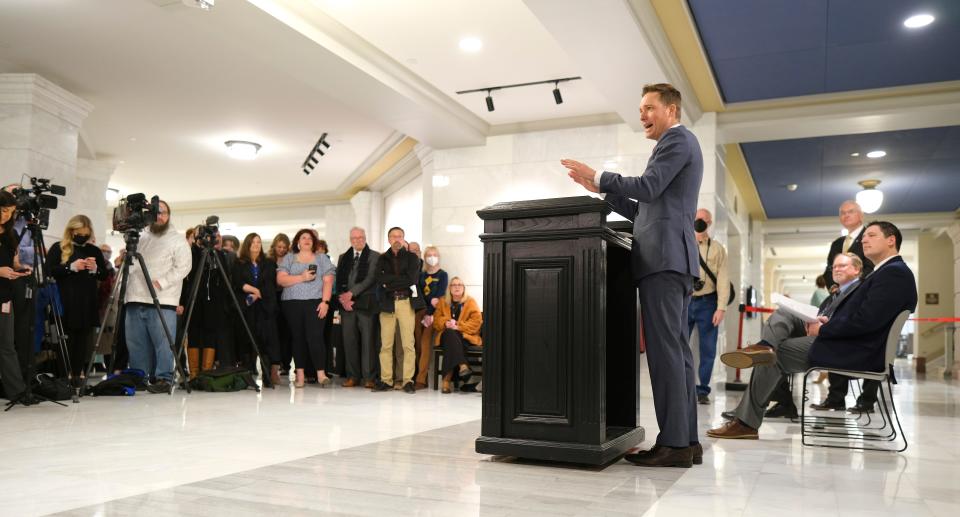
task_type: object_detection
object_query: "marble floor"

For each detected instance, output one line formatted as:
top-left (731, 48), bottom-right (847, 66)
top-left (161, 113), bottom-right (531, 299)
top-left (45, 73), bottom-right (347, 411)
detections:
top-left (3, 360), bottom-right (959, 516)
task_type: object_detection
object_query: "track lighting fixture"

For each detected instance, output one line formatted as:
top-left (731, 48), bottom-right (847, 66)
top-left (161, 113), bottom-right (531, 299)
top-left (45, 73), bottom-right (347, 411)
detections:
top-left (302, 133), bottom-right (331, 176)
top-left (457, 76), bottom-right (581, 112)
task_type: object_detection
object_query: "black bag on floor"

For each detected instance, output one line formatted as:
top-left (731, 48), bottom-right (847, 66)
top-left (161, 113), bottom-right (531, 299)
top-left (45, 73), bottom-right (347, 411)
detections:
top-left (190, 367), bottom-right (256, 392)
top-left (89, 373), bottom-right (138, 396)
top-left (32, 374), bottom-right (73, 401)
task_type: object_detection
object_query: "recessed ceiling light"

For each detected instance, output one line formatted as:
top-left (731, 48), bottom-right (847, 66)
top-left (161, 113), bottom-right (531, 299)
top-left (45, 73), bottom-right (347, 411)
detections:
top-left (225, 140), bottom-right (261, 160)
top-left (866, 150), bottom-right (886, 159)
top-left (459, 37), bottom-right (483, 53)
top-left (850, 152), bottom-right (860, 157)
top-left (786, 183), bottom-right (798, 191)
top-left (904, 13), bottom-right (935, 28)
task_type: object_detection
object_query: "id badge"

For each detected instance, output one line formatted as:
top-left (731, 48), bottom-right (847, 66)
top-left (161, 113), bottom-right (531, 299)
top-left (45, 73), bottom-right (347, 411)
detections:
top-left (1, 301), bottom-right (11, 314)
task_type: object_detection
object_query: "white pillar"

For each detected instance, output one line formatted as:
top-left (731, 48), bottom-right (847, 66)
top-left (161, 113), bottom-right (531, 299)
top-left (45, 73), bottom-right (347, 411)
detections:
top-left (75, 158), bottom-right (116, 244)
top-left (947, 222), bottom-right (960, 374)
top-left (350, 190), bottom-right (383, 252)
top-left (0, 73), bottom-right (93, 241)
top-left (415, 143), bottom-right (435, 246)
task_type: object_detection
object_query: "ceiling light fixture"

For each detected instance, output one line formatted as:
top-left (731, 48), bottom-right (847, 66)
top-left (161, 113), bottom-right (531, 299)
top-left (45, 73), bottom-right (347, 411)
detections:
top-left (457, 76), bottom-right (582, 113)
top-left (786, 183), bottom-right (798, 191)
top-left (850, 152), bottom-right (860, 157)
top-left (904, 13), bottom-right (934, 28)
top-left (459, 37), bottom-right (483, 53)
top-left (224, 140), bottom-right (261, 160)
top-left (302, 133), bottom-right (331, 175)
top-left (866, 150), bottom-right (886, 158)
top-left (856, 179), bottom-right (883, 214)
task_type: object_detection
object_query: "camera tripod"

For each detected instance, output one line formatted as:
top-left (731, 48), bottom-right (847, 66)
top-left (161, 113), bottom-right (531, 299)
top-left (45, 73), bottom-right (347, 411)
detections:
top-left (92, 228), bottom-right (190, 394)
top-left (4, 221), bottom-right (71, 410)
top-left (177, 237), bottom-right (272, 391)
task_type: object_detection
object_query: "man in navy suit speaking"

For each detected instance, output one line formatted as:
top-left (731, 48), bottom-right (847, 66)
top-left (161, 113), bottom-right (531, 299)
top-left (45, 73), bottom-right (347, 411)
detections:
top-left (708, 221), bottom-right (917, 439)
top-left (563, 83), bottom-right (703, 468)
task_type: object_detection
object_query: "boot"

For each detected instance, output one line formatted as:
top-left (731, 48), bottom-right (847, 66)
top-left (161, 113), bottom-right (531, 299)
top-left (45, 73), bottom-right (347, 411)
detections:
top-left (202, 348), bottom-right (216, 372)
top-left (187, 348), bottom-right (200, 380)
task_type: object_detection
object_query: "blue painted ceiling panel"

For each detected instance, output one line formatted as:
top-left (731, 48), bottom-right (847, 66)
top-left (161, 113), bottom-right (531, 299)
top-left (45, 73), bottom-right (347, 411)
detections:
top-left (742, 127), bottom-right (960, 218)
top-left (688, 0), bottom-right (960, 102)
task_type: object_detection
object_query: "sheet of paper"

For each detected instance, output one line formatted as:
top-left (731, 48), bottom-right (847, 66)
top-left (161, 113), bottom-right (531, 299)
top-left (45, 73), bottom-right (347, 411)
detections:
top-left (771, 293), bottom-right (820, 323)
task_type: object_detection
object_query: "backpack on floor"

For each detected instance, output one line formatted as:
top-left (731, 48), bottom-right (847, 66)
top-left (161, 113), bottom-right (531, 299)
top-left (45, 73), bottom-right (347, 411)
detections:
top-left (32, 373), bottom-right (74, 401)
top-left (190, 367), bottom-right (256, 392)
top-left (89, 373), bottom-right (139, 396)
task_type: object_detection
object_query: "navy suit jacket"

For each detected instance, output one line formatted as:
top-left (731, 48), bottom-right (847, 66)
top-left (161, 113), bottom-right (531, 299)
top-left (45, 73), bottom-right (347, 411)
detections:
top-left (599, 126), bottom-right (703, 281)
top-left (808, 256), bottom-right (917, 373)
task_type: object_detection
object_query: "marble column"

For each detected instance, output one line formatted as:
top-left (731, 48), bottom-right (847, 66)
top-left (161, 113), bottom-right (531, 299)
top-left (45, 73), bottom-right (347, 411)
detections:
top-left (414, 144), bottom-right (434, 246)
top-left (350, 190), bottom-right (382, 250)
top-left (0, 73), bottom-right (93, 242)
top-left (947, 222), bottom-right (960, 375)
top-left (75, 158), bottom-right (117, 243)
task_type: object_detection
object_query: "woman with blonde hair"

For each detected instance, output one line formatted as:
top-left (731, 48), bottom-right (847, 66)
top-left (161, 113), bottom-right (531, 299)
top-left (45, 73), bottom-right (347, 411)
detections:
top-left (45, 214), bottom-right (107, 385)
top-left (432, 277), bottom-right (482, 393)
top-left (414, 246), bottom-right (447, 388)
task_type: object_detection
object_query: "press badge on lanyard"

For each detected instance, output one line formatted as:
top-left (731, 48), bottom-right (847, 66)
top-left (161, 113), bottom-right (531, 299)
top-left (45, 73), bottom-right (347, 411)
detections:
top-left (1, 301), bottom-right (11, 314)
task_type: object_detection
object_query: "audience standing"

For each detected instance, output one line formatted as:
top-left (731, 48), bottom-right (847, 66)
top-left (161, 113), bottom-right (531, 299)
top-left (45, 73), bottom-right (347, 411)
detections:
top-left (0, 191), bottom-right (31, 404)
top-left (415, 246), bottom-right (447, 389)
top-left (336, 227), bottom-right (380, 388)
top-left (373, 227), bottom-right (419, 394)
top-left (233, 233), bottom-right (280, 384)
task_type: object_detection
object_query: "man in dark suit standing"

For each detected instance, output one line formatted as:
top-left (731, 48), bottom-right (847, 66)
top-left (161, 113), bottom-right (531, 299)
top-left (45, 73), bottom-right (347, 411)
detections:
top-left (337, 227), bottom-right (380, 388)
top-left (708, 221), bottom-right (916, 439)
top-left (563, 83), bottom-right (703, 468)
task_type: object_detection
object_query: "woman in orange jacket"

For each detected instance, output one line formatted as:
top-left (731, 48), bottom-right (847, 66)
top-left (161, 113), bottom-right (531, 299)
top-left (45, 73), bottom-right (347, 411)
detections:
top-left (432, 277), bottom-right (482, 393)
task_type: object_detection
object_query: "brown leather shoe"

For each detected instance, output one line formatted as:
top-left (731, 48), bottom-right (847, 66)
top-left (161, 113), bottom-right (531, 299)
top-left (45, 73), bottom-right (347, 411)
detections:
top-left (341, 378), bottom-right (358, 388)
top-left (624, 445), bottom-right (693, 468)
top-left (415, 382), bottom-right (428, 390)
top-left (441, 380), bottom-right (452, 394)
top-left (721, 344), bottom-right (776, 369)
top-left (630, 443), bottom-right (703, 465)
top-left (707, 419), bottom-right (758, 440)
top-left (363, 380), bottom-right (374, 389)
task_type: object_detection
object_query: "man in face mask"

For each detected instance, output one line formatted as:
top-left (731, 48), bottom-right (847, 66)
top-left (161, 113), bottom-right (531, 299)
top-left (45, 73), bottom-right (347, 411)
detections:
top-left (689, 208), bottom-right (730, 405)
top-left (121, 200), bottom-right (192, 393)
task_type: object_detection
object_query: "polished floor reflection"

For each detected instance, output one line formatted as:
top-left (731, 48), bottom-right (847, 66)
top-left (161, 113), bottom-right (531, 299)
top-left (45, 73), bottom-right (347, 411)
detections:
top-left (3, 360), bottom-right (958, 516)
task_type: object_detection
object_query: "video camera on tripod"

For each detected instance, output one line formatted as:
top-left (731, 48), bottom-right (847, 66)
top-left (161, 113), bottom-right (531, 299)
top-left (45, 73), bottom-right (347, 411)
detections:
top-left (112, 193), bottom-right (160, 233)
top-left (196, 215), bottom-right (220, 246)
top-left (12, 176), bottom-right (66, 230)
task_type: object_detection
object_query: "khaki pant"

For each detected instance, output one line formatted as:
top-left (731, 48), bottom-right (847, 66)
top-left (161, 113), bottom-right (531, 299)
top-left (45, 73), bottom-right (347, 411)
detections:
top-left (379, 299), bottom-right (415, 385)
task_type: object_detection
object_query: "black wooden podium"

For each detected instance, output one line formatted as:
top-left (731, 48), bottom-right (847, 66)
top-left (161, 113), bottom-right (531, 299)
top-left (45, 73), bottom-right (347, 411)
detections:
top-left (474, 196), bottom-right (643, 465)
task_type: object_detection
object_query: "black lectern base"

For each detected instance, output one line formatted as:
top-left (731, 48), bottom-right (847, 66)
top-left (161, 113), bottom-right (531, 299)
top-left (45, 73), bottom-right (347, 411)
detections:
top-left (475, 426), bottom-right (644, 466)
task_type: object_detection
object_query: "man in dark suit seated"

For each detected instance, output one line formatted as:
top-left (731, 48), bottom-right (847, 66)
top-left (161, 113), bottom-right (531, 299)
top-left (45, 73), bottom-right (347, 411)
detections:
top-left (722, 252), bottom-right (865, 421)
top-left (708, 221), bottom-right (916, 439)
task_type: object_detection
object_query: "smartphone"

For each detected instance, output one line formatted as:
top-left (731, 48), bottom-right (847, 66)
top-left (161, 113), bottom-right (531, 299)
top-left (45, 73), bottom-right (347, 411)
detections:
top-left (307, 264), bottom-right (318, 273)
top-left (15, 268), bottom-right (30, 274)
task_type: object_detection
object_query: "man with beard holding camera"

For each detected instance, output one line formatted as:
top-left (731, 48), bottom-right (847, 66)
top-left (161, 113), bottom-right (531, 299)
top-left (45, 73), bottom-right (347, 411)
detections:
top-left (121, 200), bottom-right (191, 393)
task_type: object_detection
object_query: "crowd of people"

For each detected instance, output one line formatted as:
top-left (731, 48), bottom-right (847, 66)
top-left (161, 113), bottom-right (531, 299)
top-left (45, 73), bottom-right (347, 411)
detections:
top-left (0, 192), bottom-right (482, 403)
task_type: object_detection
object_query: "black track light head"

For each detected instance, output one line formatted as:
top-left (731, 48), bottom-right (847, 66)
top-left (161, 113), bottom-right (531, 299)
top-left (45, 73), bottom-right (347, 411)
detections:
top-left (553, 83), bottom-right (563, 105)
top-left (485, 90), bottom-right (495, 112)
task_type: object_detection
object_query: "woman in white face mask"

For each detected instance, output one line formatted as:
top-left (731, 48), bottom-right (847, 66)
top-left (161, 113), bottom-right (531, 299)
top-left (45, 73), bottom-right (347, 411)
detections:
top-left (414, 246), bottom-right (447, 388)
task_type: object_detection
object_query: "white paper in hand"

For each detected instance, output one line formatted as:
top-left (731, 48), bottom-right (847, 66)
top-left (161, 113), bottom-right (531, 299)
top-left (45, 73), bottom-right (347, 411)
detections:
top-left (772, 293), bottom-right (820, 323)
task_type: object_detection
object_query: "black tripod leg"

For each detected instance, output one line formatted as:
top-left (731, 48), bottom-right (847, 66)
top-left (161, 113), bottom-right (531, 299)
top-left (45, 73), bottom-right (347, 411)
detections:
top-left (210, 252), bottom-right (271, 390)
top-left (132, 252), bottom-right (190, 394)
top-left (83, 265), bottom-right (125, 393)
top-left (176, 251), bottom-right (209, 385)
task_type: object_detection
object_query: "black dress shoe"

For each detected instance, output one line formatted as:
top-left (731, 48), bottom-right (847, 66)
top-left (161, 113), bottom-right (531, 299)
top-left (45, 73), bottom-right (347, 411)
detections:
top-left (145, 380), bottom-right (172, 394)
top-left (402, 382), bottom-right (416, 394)
top-left (721, 410), bottom-right (736, 421)
top-left (847, 403), bottom-right (875, 414)
top-left (371, 380), bottom-right (392, 392)
top-left (809, 399), bottom-right (845, 411)
top-left (764, 402), bottom-right (799, 419)
top-left (697, 394), bottom-right (710, 405)
top-left (625, 445), bottom-right (693, 468)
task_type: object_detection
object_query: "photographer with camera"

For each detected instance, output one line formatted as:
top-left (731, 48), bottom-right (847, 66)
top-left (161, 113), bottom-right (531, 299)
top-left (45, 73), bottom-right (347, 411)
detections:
top-left (181, 224), bottom-right (237, 373)
top-left (0, 190), bottom-right (33, 404)
top-left (122, 200), bottom-right (191, 393)
top-left (44, 215), bottom-right (107, 387)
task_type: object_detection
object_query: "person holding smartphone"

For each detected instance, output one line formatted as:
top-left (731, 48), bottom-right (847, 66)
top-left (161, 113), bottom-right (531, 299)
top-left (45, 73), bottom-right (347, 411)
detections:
top-left (45, 215), bottom-right (108, 387)
top-left (0, 191), bottom-right (32, 404)
top-left (277, 228), bottom-right (335, 388)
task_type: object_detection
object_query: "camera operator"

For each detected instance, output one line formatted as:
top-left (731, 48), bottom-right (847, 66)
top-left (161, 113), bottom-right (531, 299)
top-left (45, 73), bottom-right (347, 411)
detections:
top-left (122, 200), bottom-right (191, 393)
top-left (44, 215), bottom-right (107, 386)
top-left (3, 184), bottom-right (38, 387)
top-left (180, 226), bottom-right (236, 372)
top-left (0, 190), bottom-right (32, 404)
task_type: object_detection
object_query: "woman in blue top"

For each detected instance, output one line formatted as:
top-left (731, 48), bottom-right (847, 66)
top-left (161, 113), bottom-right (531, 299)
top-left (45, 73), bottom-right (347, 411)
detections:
top-left (277, 229), bottom-right (335, 388)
